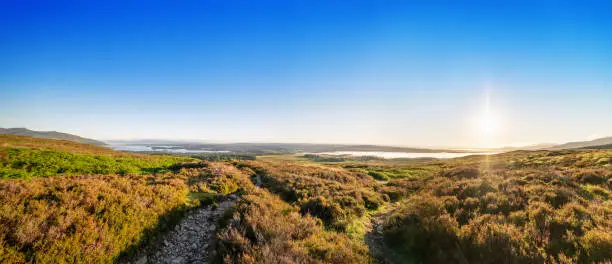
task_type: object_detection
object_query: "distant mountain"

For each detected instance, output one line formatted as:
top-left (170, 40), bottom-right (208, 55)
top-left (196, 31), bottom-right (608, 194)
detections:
top-left (106, 139), bottom-right (202, 145)
top-left (492, 143), bottom-right (559, 152)
top-left (547, 137), bottom-right (612, 150)
top-left (579, 143), bottom-right (612, 150)
top-left (0, 128), bottom-right (106, 146)
top-left (519, 143), bottom-right (559, 150)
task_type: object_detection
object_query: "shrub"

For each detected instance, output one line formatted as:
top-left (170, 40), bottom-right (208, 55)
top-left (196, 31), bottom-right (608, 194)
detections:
top-left (380, 149), bottom-right (612, 263)
top-left (383, 195), bottom-right (462, 263)
top-left (0, 175), bottom-right (188, 263)
top-left (580, 229), bottom-right (612, 262)
top-left (441, 166), bottom-right (480, 179)
top-left (240, 161), bottom-right (387, 230)
top-left (459, 215), bottom-right (542, 263)
top-left (300, 197), bottom-right (346, 230)
top-left (574, 169), bottom-right (606, 185)
top-left (217, 189), bottom-right (369, 263)
top-left (379, 178), bottom-right (422, 202)
top-left (367, 171), bottom-right (390, 181)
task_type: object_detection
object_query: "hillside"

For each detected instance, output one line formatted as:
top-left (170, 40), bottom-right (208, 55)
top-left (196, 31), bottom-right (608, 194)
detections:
top-left (0, 135), bottom-right (610, 263)
top-left (0, 135), bottom-right (373, 263)
top-left (548, 136), bottom-right (612, 150)
top-left (0, 127), bottom-right (106, 146)
top-left (0, 134), bottom-right (192, 178)
top-left (492, 143), bottom-right (559, 152)
top-left (579, 143), bottom-right (612, 150)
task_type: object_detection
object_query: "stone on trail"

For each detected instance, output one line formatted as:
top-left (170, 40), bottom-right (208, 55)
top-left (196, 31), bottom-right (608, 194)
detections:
top-left (122, 197), bottom-right (237, 264)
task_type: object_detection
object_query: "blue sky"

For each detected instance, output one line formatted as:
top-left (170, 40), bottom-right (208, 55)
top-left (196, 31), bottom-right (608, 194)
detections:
top-left (1, 1), bottom-right (611, 147)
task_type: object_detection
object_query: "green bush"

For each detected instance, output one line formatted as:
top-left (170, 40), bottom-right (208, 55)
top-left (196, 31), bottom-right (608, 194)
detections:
top-left (300, 196), bottom-right (346, 230)
top-left (383, 195), bottom-right (462, 263)
top-left (367, 171), bottom-right (390, 181)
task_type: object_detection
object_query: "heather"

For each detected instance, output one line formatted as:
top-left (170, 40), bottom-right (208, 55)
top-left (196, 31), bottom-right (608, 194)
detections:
top-left (1, 134), bottom-right (611, 263)
top-left (0, 174), bottom-right (188, 263)
top-left (217, 188), bottom-right (370, 263)
top-left (381, 150), bottom-right (612, 263)
top-left (0, 135), bottom-right (375, 263)
top-left (158, 161), bottom-right (374, 263)
top-left (240, 161), bottom-right (387, 231)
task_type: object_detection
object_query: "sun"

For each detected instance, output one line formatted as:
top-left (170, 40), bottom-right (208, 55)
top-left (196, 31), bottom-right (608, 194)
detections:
top-left (472, 89), bottom-right (504, 148)
top-left (477, 112), bottom-right (501, 136)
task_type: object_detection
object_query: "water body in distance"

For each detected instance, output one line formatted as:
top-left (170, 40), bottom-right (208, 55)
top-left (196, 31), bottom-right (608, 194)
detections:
top-left (316, 151), bottom-right (496, 159)
top-left (108, 144), bottom-right (230, 154)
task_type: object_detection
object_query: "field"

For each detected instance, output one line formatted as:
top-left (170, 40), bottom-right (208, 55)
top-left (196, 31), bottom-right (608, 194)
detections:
top-left (0, 135), bottom-right (611, 263)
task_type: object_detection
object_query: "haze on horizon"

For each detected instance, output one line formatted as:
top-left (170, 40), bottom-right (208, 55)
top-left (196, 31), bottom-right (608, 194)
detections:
top-left (1, 1), bottom-right (611, 149)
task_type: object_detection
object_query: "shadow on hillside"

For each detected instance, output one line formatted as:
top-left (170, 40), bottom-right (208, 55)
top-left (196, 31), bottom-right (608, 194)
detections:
top-left (115, 193), bottom-right (232, 264)
top-left (114, 204), bottom-right (191, 263)
top-left (364, 212), bottom-right (410, 264)
top-left (168, 161), bottom-right (207, 172)
top-left (139, 161), bottom-right (206, 175)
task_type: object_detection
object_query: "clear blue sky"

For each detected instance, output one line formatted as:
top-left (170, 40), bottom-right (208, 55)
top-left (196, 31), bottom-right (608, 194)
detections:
top-left (1, 1), bottom-right (611, 148)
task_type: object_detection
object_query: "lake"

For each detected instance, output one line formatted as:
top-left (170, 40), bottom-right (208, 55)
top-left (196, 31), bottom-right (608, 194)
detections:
top-left (108, 144), bottom-right (230, 154)
top-left (108, 144), bottom-right (496, 158)
top-left (316, 151), bottom-right (495, 159)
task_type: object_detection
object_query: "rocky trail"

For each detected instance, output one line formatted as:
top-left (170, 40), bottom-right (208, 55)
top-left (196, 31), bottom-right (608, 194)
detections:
top-left (365, 211), bottom-right (390, 264)
top-left (125, 197), bottom-right (236, 264)
top-left (365, 207), bottom-right (404, 264)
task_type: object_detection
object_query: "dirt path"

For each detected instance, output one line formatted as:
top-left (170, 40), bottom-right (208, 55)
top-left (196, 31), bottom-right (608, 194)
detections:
top-left (365, 207), bottom-right (405, 264)
top-left (126, 197), bottom-right (236, 264)
top-left (365, 211), bottom-right (390, 264)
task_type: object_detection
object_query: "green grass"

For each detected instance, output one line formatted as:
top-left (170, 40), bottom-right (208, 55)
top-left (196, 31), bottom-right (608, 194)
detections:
top-left (0, 147), bottom-right (193, 179)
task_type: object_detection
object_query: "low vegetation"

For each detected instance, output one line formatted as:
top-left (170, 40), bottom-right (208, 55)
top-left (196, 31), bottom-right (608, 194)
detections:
top-left (0, 136), bottom-right (375, 263)
top-left (0, 174), bottom-right (188, 263)
top-left (217, 182), bottom-right (370, 263)
top-left (0, 135), bottom-right (192, 179)
top-left (189, 153), bottom-right (257, 162)
top-left (381, 150), bottom-right (612, 263)
top-left (240, 161), bottom-right (387, 232)
top-left (1, 135), bottom-right (610, 263)
top-left (301, 154), bottom-right (383, 163)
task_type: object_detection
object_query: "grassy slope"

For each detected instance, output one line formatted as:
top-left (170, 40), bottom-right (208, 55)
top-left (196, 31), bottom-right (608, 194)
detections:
top-left (0, 136), bottom-right (198, 263)
top-left (256, 150), bottom-right (611, 263)
top-left (378, 150), bottom-right (612, 263)
top-left (0, 136), bottom-right (375, 263)
top-left (0, 134), bottom-right (114, 154)
top-left (548, 136), bottom-right (612, 150)
top-left (0, 134), bottom-right (193, 178)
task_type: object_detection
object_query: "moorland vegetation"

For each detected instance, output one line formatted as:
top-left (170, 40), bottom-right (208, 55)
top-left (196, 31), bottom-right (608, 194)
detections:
top-left (0, 135), bottom-right (610, 263)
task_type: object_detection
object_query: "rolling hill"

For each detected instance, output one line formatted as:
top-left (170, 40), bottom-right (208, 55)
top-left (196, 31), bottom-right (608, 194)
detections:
top-left (580, 143), bottom-right (612, 149)
top-left (0, 127), bottom-right (106, 146)
top-left (548, 136), bottom-right (612, 150)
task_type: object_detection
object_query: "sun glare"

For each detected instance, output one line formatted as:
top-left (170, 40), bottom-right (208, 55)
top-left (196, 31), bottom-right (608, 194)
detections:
top-left (473, 89), bottom-right (503, 148)
top-left (477, 112), bottom-right (501, 135)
